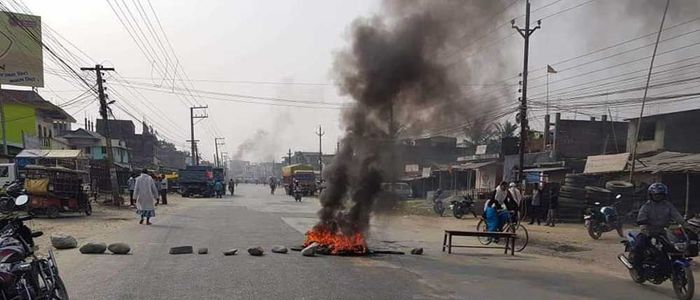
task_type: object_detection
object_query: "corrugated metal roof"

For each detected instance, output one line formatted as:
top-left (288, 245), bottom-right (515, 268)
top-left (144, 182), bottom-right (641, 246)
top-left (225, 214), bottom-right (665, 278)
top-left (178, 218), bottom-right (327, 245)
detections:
top-left (584, 153), bottom-right (630, 174)
top-left (636, 152), bottom-right (700, 173)
top-left (460, 160), bottom-right (498, 170)
top-left (524, 167), bottom-right (568, 173)
top-left (16, 149), bottom-right (82, 158)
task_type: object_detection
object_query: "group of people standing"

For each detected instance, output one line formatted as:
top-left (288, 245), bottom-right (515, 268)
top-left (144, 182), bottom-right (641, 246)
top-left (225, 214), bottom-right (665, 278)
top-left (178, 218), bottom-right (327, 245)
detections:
top-left (484, 181), bottom-right (559, 231)
top-left (526, 184), bottom-right (559, 227)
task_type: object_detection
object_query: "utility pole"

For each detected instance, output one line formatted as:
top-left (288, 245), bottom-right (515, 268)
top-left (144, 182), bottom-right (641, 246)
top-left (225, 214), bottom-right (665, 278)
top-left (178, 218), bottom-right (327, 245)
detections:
top-left (316, 125), bottom-right (325, 180)
top-left (189, 106), bottom-right (208, 166)
top-left (287, 148), bottom-right (292, 165)
top-left (80, 65), bottom-right (120, 205)
top-left (512, 0), bottom-right (541, 183)
top-left (214, 137), bottom-right (225, 167)
top-left (629, 0), bottom-right (671, 183)
top-left (0, 83), bottom-right (7, 156)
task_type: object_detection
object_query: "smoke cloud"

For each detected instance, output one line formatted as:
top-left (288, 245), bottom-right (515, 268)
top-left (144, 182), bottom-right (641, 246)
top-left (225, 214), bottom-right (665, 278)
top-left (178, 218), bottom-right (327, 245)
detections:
top-left (233, 129), bottom-right (277, 161)
top-left (317, 0), bottom-right (511, 235)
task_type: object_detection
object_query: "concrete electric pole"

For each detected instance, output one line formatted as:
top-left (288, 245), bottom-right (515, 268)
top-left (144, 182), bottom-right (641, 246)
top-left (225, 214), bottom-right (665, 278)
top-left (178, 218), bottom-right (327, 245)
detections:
top-left (316, 125), bottom-right (324, 180)
top-left (80, 65), bottom-right (120, 206)
top-left (189, 106), bottom-right (208, 166)
top-left (512, 0), bottom-right (541, 183)
top-left (214, 137), bottom-right (225, 167)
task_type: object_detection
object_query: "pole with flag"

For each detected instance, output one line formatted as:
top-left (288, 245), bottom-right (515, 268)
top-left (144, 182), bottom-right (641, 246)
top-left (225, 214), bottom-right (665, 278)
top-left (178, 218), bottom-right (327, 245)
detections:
top-left (546, 64), bottom-right (557, 116)
top-left (544, 65), bottom-right (557, 151)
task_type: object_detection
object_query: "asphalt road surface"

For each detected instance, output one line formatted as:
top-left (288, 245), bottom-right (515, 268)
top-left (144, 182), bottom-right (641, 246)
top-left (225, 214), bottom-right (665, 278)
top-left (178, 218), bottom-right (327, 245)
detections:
top-left (54, 184), bottom-right (682, 299)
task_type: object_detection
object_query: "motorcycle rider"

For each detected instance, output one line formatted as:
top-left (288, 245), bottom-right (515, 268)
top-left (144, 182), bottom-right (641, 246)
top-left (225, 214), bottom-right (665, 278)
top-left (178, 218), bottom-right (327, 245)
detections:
top-left (630, 182), bottom-right (689, 270)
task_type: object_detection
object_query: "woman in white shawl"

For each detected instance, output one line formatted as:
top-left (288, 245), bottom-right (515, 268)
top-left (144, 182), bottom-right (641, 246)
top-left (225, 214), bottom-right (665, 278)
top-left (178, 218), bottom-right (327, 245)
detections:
top-left (133, 169), bottom-right (159, 225)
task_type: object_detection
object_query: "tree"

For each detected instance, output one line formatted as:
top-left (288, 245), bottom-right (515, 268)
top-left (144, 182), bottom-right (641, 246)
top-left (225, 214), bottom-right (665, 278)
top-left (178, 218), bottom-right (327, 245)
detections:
top-left (462, 118), bottom-right (493, 148)
top-left (493, 120), bottom-right (518, 140)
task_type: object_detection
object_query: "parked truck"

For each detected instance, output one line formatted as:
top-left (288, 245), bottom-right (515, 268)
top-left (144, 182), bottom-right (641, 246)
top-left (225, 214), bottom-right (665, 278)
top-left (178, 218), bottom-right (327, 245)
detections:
top-left (282, 164), bottom-right (316, 196)
top-left (178, 166), bottom-right (226, 197)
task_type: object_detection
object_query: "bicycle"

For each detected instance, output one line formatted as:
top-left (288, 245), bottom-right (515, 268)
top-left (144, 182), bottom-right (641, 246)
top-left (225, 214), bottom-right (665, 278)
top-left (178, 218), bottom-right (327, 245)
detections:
top-left (475, 211), bottom-right (529, 252)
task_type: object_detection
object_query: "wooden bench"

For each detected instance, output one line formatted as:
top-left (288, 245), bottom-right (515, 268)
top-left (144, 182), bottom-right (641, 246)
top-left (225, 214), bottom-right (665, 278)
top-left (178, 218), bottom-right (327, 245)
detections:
top-left (442, 230), bottom-right (517, 255)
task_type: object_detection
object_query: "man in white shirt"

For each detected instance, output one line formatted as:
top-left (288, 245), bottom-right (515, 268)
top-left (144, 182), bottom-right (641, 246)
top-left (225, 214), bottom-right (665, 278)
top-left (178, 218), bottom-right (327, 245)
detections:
top-left (508, 182), bottom-right (523, 206)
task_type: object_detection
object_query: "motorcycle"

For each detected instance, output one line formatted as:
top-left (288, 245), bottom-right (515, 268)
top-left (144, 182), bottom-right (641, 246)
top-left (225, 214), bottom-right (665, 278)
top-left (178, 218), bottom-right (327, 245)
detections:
top-left (0, 195), bottom-right (69, 300)
top-left (449, 196), bottom-right (478, 219)
top-left (432, 191), bottom-right (445, 217)
top-left (0, 181), bottom-right (23, 199)
top-left (618, 218), bottom-right (700, 300)
top-left (584, 195), bottom-right (623, 240)
top-left (293, 187), bottom-right (302, 202)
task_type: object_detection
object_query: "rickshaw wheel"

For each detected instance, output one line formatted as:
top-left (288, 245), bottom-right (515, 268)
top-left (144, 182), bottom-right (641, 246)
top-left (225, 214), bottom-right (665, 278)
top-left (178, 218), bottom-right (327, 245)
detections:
top-left (46, 206), bottom-right (59, 219)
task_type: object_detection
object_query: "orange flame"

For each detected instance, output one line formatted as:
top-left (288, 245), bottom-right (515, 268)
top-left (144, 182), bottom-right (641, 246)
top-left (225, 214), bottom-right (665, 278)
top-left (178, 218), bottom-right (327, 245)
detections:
top-left (304, 225), bottom-right (368, 255)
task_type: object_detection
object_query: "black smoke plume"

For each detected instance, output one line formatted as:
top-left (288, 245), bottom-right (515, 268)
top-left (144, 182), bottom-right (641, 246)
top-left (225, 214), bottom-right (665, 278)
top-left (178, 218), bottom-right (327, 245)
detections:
top-left (316, 0), bottom-right (510, 235)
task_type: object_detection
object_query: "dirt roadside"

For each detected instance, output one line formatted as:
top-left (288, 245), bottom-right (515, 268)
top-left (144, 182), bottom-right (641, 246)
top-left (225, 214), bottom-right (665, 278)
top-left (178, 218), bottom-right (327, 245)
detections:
top-left (384, 199), bottom-right (695, 274)
top-left (25, 195), bottom-right (183, 255)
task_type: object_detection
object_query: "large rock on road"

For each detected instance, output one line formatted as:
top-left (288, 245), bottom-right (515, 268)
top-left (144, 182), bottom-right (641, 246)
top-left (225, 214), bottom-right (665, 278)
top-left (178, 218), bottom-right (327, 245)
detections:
top-left (79, 242), bottom-right (107, 254)
top-left (107, 243), bottom-right (131, 255)
top-left (50, 233), bottom-right (77, 249)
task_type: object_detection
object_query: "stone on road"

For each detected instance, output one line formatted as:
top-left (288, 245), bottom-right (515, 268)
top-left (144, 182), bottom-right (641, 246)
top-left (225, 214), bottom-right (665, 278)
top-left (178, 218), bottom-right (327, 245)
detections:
top-left (247, 246), bottom-right (264, 256)
top-left (79, 242), bottom-right (107, 254)
top-left (198, 248), bottom-right (209, 254)
top-left (107, 243), bottom-right (131, 255)
top-left (223, 248), bottom-right (238, 256)
top-left (271, 245), bottom-right (288, 254)
top-left (301, 242), bottom-right (318, 257)
top-left (169, 246), bottom-right (193, 255)
top-left (410, 247), bottom-right (423, 255)
top-left (50, 233), bottom-right (77, 249)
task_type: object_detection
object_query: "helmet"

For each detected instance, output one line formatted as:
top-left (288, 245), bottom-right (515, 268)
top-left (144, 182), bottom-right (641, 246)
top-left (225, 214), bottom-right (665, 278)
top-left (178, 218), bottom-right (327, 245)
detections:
top-left (648, 182), bottom-right (668, 202)
top-left (509, 182), bottom-right (516, 188)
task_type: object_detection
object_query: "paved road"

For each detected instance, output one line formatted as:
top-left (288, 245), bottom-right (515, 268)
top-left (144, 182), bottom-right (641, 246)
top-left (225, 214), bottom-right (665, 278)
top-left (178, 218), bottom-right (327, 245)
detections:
top-left (55, 184), bottom-right (681, 299)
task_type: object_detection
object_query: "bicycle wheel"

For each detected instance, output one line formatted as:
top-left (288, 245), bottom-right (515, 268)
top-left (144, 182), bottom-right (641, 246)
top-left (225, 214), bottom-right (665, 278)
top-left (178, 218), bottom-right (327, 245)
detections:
top-left (506, 223), bottom-right (529, 252)
top-left (475, 218), bottom-right (492, 245)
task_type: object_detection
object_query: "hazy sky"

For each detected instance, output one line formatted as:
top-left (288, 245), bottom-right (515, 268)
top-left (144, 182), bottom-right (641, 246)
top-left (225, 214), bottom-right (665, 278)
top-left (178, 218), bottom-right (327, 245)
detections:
top-left (13, 0), bottom-right (700, 161)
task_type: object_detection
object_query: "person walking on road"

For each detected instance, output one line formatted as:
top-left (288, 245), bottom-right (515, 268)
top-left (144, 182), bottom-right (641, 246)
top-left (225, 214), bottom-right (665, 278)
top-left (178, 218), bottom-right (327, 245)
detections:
top-left (529, 185), bottom-right (543, 225)
top-left (214, 180), bottom-right (224, 198)
top-left (127, 173), bottom-right (136, 207)
top-left (545, 188), bottom-right (559, 227)
top-left (269, 177), bottom-right (277, 195)
top-left (133, 169), bottom-right (158, 225)
top-left (228, 179), bottom-right (235, 195)
top-left (159, 176), bottom-right (168, 205)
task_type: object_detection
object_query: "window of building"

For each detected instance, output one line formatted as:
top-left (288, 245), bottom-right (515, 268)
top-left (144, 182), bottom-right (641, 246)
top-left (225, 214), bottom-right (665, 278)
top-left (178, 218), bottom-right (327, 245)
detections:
top-left (638, 121), bottom-right (656, 141)
top-left (101, 147), bottom-right (107, 154)
top-left (0, 166), bottom-right (8, 178)
top-left (85, 147), bottom-right (91, 154)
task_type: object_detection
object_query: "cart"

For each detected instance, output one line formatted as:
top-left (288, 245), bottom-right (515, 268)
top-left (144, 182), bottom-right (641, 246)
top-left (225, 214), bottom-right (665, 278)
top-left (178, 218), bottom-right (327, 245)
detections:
top-left (24, 165), bottom-right (91, 218)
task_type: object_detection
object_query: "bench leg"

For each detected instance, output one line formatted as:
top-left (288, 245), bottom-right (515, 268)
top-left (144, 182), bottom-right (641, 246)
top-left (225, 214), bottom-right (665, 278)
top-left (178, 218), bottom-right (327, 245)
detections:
top-left (511, 237), bottom-right (515, 256)
top-left (504, 237), bottom-right (509, 254)
top-left (448, 234), bottom-right (452, 254)
top-left (442, 233), bottom-right (447, 252)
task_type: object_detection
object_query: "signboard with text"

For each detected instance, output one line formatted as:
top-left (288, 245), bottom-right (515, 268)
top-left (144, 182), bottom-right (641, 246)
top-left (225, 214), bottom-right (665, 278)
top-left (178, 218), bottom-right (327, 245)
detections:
top-left (0, 12), bottom-right (43, 87)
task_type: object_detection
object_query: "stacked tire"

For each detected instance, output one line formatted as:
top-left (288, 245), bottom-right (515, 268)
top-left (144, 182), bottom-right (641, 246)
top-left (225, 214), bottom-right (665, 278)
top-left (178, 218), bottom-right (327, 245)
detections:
top-left (558, 174), bottom-right (598, 223)
top-left (585, 186), bottom-right (613, 206)
top-left (605, 180), bottom-right (636, 221)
